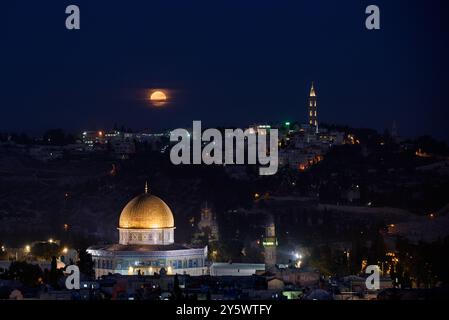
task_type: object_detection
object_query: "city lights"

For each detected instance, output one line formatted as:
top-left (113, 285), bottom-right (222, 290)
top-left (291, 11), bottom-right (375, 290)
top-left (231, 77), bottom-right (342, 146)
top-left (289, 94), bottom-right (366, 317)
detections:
top-left (0, 1), bottom-right (447, 304)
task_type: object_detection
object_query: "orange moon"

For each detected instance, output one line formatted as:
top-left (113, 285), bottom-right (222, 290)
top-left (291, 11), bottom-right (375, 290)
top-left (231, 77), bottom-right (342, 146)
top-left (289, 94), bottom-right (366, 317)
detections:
top-left (149, 90), bottom-right (167, 106)
top-left (150, 90), bottom-right (166, 101)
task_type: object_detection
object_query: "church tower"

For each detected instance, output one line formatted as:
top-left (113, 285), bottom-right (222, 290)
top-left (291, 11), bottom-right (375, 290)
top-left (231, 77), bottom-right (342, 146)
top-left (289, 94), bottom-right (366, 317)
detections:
top-left (263, 215), bottom-right (277, 269)
top-left (198, 202), bottom-right (219, 242)
top-left (308, 82), bottom-right (318, 133)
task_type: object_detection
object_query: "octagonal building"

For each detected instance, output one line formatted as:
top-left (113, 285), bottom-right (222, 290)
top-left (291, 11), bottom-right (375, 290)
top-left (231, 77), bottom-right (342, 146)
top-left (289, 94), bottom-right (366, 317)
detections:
top-left (87, 185), bottom-right (208, 278)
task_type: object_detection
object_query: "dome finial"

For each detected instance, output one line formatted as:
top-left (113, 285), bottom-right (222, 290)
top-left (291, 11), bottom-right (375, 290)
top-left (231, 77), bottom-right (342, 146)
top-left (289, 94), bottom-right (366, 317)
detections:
top-left (145, 181), bottom-right (149, 194)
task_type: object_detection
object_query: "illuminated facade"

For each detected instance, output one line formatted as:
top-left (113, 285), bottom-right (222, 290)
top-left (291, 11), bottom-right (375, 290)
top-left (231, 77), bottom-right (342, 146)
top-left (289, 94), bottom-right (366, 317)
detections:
top-left (87, 184), bottom-right (207, 278)
top-left (263, 215), bottom-right (277, 268)
top-left (308, 82), bottom-right (318, 133)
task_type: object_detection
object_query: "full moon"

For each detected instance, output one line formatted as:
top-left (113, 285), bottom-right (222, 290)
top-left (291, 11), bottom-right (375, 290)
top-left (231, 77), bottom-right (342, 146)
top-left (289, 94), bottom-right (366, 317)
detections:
top-left (150, 90), bottom-right (167, 103)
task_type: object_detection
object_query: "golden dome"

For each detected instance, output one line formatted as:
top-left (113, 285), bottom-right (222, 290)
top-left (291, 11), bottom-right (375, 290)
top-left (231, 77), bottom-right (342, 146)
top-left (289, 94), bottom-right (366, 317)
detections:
top-left (119, 193), bottom-right (174, 229)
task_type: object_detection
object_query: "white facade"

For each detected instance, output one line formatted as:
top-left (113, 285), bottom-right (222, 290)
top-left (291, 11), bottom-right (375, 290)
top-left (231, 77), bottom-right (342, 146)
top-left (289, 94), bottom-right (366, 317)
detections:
top-left (87, 245), bottom-right (208, 279)
top-left (118, 227), bottom-right (175, 245)
top-left (209, 263), bottom-right (265, 277)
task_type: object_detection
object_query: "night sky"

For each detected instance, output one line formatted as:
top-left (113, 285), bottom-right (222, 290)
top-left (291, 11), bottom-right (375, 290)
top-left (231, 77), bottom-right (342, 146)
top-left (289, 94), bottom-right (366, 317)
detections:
top-left (2, 0), bottom-right (449, 141)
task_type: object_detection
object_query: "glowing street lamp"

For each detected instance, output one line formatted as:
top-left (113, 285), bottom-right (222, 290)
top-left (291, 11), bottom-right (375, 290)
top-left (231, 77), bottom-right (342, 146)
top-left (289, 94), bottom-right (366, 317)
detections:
top-left (294, 252), bottom-right (303, 260)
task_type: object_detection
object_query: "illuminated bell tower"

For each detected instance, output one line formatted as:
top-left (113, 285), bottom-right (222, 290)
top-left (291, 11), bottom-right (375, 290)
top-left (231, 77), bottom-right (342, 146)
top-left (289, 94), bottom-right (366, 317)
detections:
top-left (308, 82), bottom-right (318, 133)
top-left (198, 202), bottom-right (219, 242)
top-left (263, 215), bottom-right (277, 269)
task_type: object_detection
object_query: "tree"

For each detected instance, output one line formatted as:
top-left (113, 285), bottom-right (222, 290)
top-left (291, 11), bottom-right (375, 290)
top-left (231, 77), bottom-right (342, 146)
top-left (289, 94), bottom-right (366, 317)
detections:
top-left (31, 242), bottom-right (60, 260)
top-left (50, 256), bottom-right (58, 287)
top-left (77, 249), bottom-right (95, 279)
top-left (43, 129), bottom-right (75, 145)
top-left (367, 228), bottom-right (387, 266)
top-left (208, 240), bottom-right (243, 262)
top-left (415, 136), bottom-right (449, 156)
top-left (308, 245), bottom-right (334, 276)
top-left (349, 235), bottom-right (365, 274)
top-left (173, 274), bottom-right (183, 300)
top-left (0, 245), bottom-right (7, 260)
top-left (8, 261), bottom-right (43, 287)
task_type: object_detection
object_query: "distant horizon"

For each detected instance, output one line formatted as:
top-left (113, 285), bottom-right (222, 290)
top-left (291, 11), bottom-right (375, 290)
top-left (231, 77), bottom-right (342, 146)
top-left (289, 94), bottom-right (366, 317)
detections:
top-left (2, 119), bottom-right (447, 144)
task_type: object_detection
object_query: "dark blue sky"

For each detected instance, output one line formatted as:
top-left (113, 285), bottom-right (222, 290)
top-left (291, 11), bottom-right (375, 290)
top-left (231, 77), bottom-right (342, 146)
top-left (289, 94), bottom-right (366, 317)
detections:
top-left (2, 0), bottom-right (449, 141)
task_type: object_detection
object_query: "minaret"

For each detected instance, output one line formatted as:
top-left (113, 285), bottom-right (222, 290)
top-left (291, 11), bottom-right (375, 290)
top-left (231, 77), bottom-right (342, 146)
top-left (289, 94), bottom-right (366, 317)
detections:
top-left (308, 82), bottom-right (318, 133)
top-left (263, 215), bottom-right (277, 269)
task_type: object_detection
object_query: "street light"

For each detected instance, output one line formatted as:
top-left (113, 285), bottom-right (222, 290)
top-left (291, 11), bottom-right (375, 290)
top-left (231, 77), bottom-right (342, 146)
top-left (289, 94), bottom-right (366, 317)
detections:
top-left (167, 266), bottom-right (173, 275)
